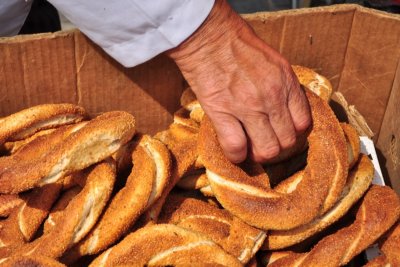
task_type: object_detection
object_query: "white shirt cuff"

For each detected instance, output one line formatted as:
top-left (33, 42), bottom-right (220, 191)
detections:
top-left (0, 0), bottom-right (33, 36)
top-left (49, 0), bottom-right (215, 67)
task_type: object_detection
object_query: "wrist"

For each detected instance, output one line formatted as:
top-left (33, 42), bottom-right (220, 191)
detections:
top-left (166, 0), bottom-right (246, 66)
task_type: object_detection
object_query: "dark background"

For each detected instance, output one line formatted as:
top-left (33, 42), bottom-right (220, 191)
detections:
top-left (20, 0), bottom-right (400, 35)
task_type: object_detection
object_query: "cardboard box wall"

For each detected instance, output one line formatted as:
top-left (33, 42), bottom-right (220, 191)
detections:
top-left (0, 4), bottom-right (399, 193)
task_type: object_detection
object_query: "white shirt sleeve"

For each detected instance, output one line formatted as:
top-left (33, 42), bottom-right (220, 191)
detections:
top-left (48, 0), bottom-right (215, 67)
top-left (0, 0), bottom-right (33, 36)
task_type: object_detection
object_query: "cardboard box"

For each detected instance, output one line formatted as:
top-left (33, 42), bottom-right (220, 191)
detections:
top-left (0, 4), bottom-right (399, 193)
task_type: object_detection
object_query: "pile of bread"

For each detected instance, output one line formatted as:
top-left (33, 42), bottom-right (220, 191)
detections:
top-left (0, 66), bottom-right (398, 267)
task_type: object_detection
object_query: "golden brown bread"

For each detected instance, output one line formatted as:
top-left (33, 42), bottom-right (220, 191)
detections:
top-left (0, 111), bottom-right (135, 194)
top-left (43, 186), bottom-right (82, 234)
top-left (177, 170), bottom-right (208, 190)
top-left (0, 194), bottom-right (23, 218)
top-left (0, 123), bottom-right (87, 173)
top-left (0, 182), bottom-right (62, 247)
top-left (265, 154), bottom-right (374, 250)
top-left (111, 139), bottom-right (137, 172)
top-left (179, 122), bottom-right (360, 199)
top-left (60, 171), bottom-right (87, 191)
top-left (267, 185), bottom-right (400, 267)
top-left (1, 255), bottom-right (65, 267)
top-left (341, 122), bottom-right (361, 169)
top-left (292, 65), bottom-right (333, 102)
top-left (0, 87), bottom-right (393, 266)
top-left (198, 90), bottom-right (348, 230)
top-left (62, 135), bottom-right (171, 262)
top-left (179, 87), bottom-right (204, 124)
top-left (0, 104), bottom-right (86, 145)
top-left (364, 221), bottom-right (400, 267)
top-left (90, 224), bottom-right (242, 267)
top-left (0, 160), bottom-right (116, 261)
top-left (0, 124), bottom-right (89, 242)
top-left (173, 107), bottom-right (200, 129)
top-left (159, 194), bottom-right (266, 264)
top-left (143, 122), bottom-right (199, 225)
top-left (3, 128), bottom-right (56, 155)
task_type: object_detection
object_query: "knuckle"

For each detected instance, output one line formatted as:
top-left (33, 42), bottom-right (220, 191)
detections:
top-left (295, 115), bottom-right (312, 132)
top-left (220, 134), bottom-right (247, 155)
top-left (280, 134), bottom-right (296, 149)
top-left (254, 144), bottom-right (280, 162)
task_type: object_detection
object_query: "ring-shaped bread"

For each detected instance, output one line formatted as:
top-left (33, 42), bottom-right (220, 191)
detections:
top-left (198, 90), bottom-right (348, 230)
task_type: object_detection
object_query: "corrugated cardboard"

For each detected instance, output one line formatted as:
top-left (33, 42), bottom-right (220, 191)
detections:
top-left (0, 4), bottom-right (399, 193)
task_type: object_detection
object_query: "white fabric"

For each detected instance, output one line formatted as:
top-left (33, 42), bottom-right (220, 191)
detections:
top-left (48, 0), bottom-right (215, 67)
top-left (0, 0), bottom-right (214, 67)
top-left (0, 0), bottom-right (33, 36)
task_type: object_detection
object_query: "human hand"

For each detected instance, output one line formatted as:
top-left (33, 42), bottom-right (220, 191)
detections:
top-left (167, 0), bottom-right (311, 163)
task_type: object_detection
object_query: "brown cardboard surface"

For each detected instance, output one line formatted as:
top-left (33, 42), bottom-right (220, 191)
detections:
top-left (0, 32), bottom-right (77, 115)
top-left (338, 7), bottom-right (400, 139)
top-left (73, 33), bottom-right (185, 134)
top-left (279, 6), bottom-right (355, 90)
top-left (0, 31), bottom-right (185, 135)
top-left (245, 5), bottom-right (356, 90)
top-left (243, 14), bottom-right (285, 50)
top-left (377, 61), bottom-right (400, 194)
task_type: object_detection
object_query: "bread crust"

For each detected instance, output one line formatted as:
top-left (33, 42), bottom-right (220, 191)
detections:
top-left (265, 154), bottom-right (374, 249)
top-left (90, 224), bottom-right (242, 267)
top-left (0, 111), bottom-right (135, 194)
top-left (0, 104), bottom-right (87, 145)
top-left (198, 90), bottom-right (348, 230)
top-left (159, 194), bottom-right (266, 264)
top-left (62, 135), bottom-right (171, 262)
top-left (267, 185), bottom-right (400, 267)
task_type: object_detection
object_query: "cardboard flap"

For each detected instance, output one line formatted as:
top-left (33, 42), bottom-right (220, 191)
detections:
top-left (245, 5), bottom-right (356, 90)
top-left (377, 60), bottom-right (400, 194)
top-left (0, 31), bottom-right (77, 114)
top-left (73, 32), bottom-right (185, 134)
top-left (338, 7), bottom-right (400, 139)
top-left (0, 31), bottom-right (186, 135)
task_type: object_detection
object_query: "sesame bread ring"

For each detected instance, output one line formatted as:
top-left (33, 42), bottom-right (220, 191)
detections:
top-left (180, 87), bottom-right (197, 107)
top-left (0, 111), bottom-right (135, 194)
top-left (265, 154), bottom-right (374, 250)
top-left (173, 107), bottom-right (200, 129)
top-left (198, 90), bottom-right (348, 231)
top-left (181, 122), bottom-right (359, 204)
top-left (292, 65), bottom-right (333, 102)
top-left (0, 182), bottom-right (62, 247)
top-left (159, 194), bottom-right (266, 264)
top-left (89, 224), bottom-right (242, 267)
top-left (62, 135), bottom-right (171, 262)
top-left (0, 122), bottom-right (88, 177)
top-left (0, 104), bottom-right (86, 145)
top-left (341, 123), bottom-right (360, 169)
top-left (177, 170), bottom-right (208, 190)
top-left (180, 87), bottom-right (204, 123)
top-left (43, 186), bottom-right (82, 234)
top-left (1, 255), bottom-right (65, 267)
top-left (2, 128), bottom-right (56, 155)
top-left (61, 171), bottom-right (87, 191)
top-left (267, 185), bottom-right (400, 267)
top-left (6, 159), bottom-right (117, 260)
top-left (143, 122), bottom-right (199, 225)
top-left (0, 194), bottom-right (23, 218)
top-left (364, 221), bottom-right (400, 267)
